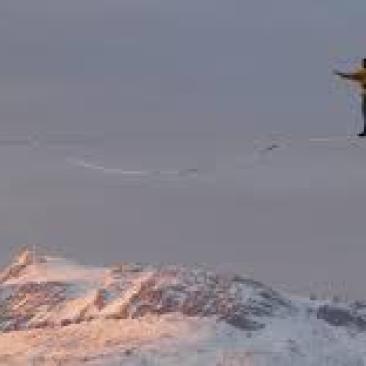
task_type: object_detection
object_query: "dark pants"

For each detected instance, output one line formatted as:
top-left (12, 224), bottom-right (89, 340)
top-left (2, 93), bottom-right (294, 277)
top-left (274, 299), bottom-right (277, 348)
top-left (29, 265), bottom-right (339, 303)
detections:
top-left (359, 94), bottom-right (366, 136)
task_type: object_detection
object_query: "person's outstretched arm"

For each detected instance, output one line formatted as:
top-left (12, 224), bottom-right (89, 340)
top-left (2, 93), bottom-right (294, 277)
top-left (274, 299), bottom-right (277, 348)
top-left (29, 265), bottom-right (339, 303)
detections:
top-left (334, 70), bottom-right (359, 80)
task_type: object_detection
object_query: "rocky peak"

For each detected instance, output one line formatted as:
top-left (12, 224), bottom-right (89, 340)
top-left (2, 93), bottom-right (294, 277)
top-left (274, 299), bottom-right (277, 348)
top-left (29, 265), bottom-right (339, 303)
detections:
top-left (0, 251), bottom-right (296, 332)
top-left (0, 246), bottom-right (44, 284)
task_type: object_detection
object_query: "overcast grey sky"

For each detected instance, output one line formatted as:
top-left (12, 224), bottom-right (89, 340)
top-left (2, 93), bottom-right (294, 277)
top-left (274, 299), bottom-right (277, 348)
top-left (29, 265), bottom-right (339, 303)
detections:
top-left (1, 1), bottom-right (366, 299)
top-left (0, 0), bottom-right (365, 138)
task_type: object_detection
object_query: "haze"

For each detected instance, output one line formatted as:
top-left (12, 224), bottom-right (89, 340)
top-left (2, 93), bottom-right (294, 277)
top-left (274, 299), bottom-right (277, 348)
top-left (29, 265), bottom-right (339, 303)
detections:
top-left (0, 0), bottom-right (366, 298)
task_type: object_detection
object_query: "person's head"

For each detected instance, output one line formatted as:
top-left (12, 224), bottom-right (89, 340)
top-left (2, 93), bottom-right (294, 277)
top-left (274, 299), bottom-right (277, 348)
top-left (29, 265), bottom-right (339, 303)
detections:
top-left (363, 58), bottom-right (366, 68)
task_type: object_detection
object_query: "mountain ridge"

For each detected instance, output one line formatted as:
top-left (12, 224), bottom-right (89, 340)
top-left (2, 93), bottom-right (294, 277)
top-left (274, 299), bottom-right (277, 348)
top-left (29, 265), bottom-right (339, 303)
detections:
top-left (0, 247), bottom-right (366, 365)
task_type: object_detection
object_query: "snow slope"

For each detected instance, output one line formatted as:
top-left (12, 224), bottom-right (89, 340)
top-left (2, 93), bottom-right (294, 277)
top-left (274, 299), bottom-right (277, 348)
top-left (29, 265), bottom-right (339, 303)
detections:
top-left (0, 248), bottom-right (366, 365)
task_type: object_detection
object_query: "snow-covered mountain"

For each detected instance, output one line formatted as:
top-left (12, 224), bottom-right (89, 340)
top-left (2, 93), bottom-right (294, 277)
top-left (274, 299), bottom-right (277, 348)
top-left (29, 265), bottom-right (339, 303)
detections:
top-left (0, 248), bottom-right (366, 365)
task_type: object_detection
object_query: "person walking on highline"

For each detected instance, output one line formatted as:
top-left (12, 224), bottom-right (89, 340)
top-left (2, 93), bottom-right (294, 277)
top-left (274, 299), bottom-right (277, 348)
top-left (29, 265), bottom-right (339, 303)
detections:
top-left (334, 59), bottom-right (366, 137)
top-left (334, 58), bottom-right (366, 137)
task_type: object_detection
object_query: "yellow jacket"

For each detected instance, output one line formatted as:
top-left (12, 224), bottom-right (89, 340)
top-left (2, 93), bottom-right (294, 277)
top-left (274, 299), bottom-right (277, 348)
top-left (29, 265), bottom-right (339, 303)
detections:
top-left (335, 68), bottom-right (366, 90)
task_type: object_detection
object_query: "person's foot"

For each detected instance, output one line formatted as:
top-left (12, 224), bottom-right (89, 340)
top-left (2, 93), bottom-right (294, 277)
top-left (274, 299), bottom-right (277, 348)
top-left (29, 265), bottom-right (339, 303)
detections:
top-left (358, 131), bottom-right (366, 137)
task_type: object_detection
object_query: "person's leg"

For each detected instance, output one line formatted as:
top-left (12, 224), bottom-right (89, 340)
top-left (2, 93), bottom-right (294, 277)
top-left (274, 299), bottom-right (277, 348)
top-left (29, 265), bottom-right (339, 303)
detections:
top-left (358, 94), bottom-right (366, 137)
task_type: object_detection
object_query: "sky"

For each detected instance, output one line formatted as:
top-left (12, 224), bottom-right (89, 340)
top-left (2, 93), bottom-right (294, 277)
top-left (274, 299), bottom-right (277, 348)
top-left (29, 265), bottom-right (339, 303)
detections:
top-left (0, 0), bottom-right (365, 137)
top-left (1, 1), bottom-right (366, 299)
